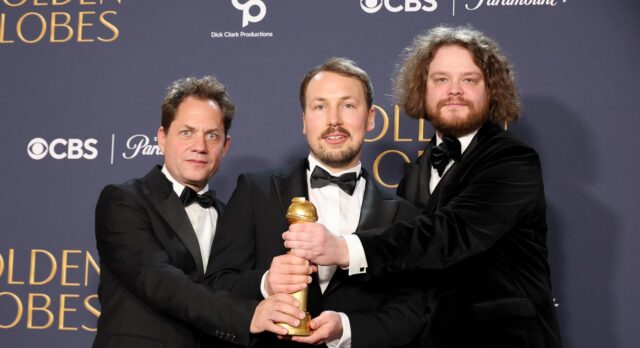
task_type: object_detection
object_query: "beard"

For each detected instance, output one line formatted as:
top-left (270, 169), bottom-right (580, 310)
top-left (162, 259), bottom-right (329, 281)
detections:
top-left (310, 126), bottom-right (361, 169)
top-left (426, 97), bottom-right (489, 137)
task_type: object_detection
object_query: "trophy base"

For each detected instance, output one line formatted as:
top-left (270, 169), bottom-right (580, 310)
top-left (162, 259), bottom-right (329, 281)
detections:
top-left (278, 312), bottom-right (312, 336)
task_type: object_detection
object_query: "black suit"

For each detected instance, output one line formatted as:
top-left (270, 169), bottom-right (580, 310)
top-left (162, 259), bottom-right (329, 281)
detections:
top-left (93, 165), bottom-right (258, 348)
top-left (208, 160), bottom-right (426, 348)
top-left (359, 123), bottom-right (562, 348)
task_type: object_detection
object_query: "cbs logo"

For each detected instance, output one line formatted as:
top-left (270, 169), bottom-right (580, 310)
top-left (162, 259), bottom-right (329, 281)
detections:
top-left (27, 137), bottom-right (98, 160)
top-left (231, 0), bottom-right (267, 28)
top-left (360, 0), bottom-right (438, 13)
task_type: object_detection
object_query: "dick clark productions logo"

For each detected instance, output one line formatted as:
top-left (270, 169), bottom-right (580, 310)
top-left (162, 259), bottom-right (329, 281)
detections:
top-left (231, 0), bottom-right (266, 27)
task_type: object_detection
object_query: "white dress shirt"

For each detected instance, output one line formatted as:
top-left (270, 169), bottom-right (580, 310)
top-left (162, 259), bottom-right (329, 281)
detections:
top-left (306, 155), bottom-right (366, 293)
top-left (162, 166), bottom-right (218, 271)
top-left (260, 154), bottom-right (365, 348)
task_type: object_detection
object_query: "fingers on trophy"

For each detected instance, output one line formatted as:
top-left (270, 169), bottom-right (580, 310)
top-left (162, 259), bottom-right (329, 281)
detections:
top-left (278, 197), bottom-right (317, 336)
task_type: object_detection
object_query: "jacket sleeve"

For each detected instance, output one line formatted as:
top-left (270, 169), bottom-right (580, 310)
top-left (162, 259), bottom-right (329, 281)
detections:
top-left (359, 142), bottom-right (545, 276)
top-left (349, 201), bottom-right (427, 348)
top-left (348, 277), bottom-right (426, 348)
top-left (207, 174), bottom-right (266, 299)
top-left (95, 184), bottom-right (258, 346)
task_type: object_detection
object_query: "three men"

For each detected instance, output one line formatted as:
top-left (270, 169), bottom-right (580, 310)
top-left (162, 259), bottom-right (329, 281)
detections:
top-left (93, 76), bottom-right (303, 348)
top-left (208, 58), bottom-right (426, 347)
top-left (95, 25), bottom-right (563, 348)
top-left (284, 26), bottom-right (562, 347)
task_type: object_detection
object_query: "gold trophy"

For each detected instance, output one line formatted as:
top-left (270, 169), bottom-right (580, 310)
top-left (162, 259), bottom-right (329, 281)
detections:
top-left (278, 197), bottom-right (318, 336)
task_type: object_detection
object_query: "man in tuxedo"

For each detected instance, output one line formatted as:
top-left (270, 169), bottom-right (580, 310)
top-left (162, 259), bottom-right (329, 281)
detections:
top-left (208, 58), bottom-right (426, 347)
top-left (93, 76), bottom-right (304, 348)
top-left (283, 27), bottom-right (562, 347)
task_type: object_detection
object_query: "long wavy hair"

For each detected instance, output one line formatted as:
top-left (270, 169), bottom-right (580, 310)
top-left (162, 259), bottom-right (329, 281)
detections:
top-left (393, 25), bottom-right (521, 125)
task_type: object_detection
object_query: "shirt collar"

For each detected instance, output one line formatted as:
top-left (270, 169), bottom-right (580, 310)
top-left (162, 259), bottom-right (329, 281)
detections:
top-left (161, 165), bottom-right (210, 197)
top-left (435, 128), bottom-right (479, 156)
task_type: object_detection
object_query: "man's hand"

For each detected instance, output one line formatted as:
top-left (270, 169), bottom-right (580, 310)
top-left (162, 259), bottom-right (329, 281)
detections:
top-left (250, 294), bottom-right (306, 335)
top-left (290, 311), bottom-right (343, 345)
top-left (266, 254), bottom-right (316, 295)
top-left (282, 222), bottom-right (350, 267)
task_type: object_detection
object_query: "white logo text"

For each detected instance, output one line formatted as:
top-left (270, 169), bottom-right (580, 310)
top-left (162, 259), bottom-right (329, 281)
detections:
top-left (231, 0), bottom-right (267, 27)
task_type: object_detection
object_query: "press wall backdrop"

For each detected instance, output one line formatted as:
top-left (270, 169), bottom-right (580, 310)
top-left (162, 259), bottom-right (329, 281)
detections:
top-left (1, 1), bottom-right (639, 347)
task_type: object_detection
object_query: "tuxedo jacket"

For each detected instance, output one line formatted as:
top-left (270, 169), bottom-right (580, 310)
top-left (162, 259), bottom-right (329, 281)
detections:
top-left (93, 165), bottom-right (258, 348)
top-left (359, 122), bottom-right (562, 348)
top-left (207, 159), bottom-right (427, 348)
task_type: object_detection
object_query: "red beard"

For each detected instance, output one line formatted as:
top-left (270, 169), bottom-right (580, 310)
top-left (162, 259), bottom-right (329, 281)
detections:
top-left (426, 97), bottom-right (489, 137)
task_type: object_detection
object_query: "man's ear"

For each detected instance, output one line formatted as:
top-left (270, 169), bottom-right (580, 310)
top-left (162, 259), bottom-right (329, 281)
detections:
top-left (302, 112), bottom-right (307, 135)
top-left (222, 135), bottom-right (232, 157)
top-left (366, 107), bottom-right (376, 132)
top-left (157, 127), bottom-right (166, 153)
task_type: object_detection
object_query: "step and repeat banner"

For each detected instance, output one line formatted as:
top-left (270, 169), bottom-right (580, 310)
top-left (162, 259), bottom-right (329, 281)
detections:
top-left (1, 1), bottom-right (639, 347)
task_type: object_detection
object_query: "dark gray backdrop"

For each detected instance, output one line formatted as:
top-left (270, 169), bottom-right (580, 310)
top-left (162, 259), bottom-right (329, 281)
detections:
top-left (1, 1), bottom-right (638, 347)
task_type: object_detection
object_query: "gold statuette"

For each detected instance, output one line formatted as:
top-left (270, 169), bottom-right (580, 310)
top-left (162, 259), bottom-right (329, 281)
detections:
top-left (278, 197), bottom-right (318, 336)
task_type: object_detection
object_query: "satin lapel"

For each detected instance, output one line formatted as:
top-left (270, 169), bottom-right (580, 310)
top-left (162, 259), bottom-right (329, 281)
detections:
top-left (323, 173), bottom-right (398, 296)
top-left (307, 271), bottom-right (324, 314)
top-left (212, 199), bottom-right (224, 217)
top-left (357, 173), bottom-right (399, 231)
top-left (204, 199), bottom-right (225, 274)
top-left (417, 141), bottom-right (434, 208)
top-left (144, 166), bottom-right (205, 275)
top-left (425, 124), bottom-right (487, 213)
top-left (272, 160), bottom-right (309, 218)
top-left (321, 268), bottom-right (348, 299)
top-left (399, 140), bottom-right (433, 209)
top-left (425, 163), bottom-right (454, 214)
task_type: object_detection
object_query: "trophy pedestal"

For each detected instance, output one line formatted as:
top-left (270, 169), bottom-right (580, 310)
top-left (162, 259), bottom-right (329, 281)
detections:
top-left (278, 312), bottom-right (312, 336)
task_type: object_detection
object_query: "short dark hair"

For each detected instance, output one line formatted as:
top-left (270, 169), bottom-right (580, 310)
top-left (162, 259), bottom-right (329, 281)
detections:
top-left (161, 76), bottom-right (235, 135)
top-left (394, 25), bottom-right (521, 125)
top-left (299, 57), bottom-right (374, 110)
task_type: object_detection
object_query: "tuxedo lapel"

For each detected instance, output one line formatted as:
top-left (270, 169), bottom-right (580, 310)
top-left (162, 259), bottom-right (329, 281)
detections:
top-left (323, 172), bottom-right (399, 296)
top-left (272, 160), bottom-right (309, 218)
top-left (321, 268), bottom-right (348, 299)
top-left (416, 144), bottom-right (433, 208)
top-left (144, 166), bottom-right (205, 275)
top-left (426, 142), bottom-right (461, 214)
top-left (401, 139), bottom-right (434, 209)
top-left (306, 272), bottom-right (324, 316)
top-left (425, 123), bottom-right (494, 213)
top-left (357, 172), bottom-right (399, 231)
top-left (204, 199), bottom-right (225, 274)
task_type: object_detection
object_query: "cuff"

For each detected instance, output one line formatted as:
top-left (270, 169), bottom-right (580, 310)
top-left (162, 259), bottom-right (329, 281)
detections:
top-left (259, 271), bottom-right (269, 299)
top-left (342, 235), bottom-right (368, 275)
top-left (325, 312), bottom-right (351, 348)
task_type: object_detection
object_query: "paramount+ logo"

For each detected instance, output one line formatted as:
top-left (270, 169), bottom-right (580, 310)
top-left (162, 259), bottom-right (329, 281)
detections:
top-left (27, 137), bottom-right (98, 160)
top-left (360, 0), bottom-right (438, 13)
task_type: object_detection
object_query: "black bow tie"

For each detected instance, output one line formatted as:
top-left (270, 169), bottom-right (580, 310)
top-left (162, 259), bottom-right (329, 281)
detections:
top-left (430, 134), bottom-right (462, 177)
top-left (180, 187), bottom-right (216, 208)
top-left (310, 166), bottom-right (360, 195)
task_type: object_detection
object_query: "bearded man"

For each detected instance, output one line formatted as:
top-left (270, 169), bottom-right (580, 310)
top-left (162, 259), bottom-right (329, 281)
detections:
top-left (283, 26), bottom-right (563, 348)
top-left (208, 57), bottom-right (426, 348)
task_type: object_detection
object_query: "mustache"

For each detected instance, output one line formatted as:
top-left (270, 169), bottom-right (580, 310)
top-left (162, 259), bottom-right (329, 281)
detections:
top-left (320, 126), bottom-right (351, 138)
top-left (437, 98), bottom-right (470, 109)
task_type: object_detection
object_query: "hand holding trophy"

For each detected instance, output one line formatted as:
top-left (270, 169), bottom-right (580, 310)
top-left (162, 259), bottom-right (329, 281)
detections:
top-left (277, 197), bottom-right (318, 336)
